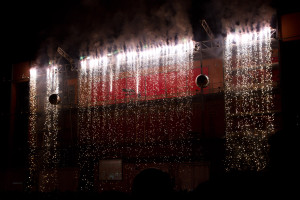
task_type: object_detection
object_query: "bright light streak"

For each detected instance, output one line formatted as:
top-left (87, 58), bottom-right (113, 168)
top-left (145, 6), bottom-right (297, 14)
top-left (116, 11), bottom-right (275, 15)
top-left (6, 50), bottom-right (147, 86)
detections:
top-left (80, 40), bottom-right (194, 69)
top-left (30, 68), bottom-right (37, 79)
top-left (90, 58), bottom-right (98, 68)
top-left (81, 60), bottom-right (87, 70)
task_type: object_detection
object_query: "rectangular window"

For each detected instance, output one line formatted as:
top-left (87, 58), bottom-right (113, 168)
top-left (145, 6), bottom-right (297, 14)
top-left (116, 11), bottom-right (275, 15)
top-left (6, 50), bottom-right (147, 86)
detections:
top-left (99, 159), bottom-right (122, 180)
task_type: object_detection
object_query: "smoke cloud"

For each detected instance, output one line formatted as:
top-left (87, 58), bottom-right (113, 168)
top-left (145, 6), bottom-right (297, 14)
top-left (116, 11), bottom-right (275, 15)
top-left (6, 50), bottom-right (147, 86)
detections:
top-left (40, 0), bottom-right (193, 60)
top-left (36, 0), bottom-right (276, 63)
top-left (214, 0), bottom-right (276, 34)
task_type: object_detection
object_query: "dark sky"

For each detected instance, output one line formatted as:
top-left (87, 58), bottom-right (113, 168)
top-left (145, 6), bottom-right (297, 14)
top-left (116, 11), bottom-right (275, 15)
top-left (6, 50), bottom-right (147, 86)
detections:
top-left (8, 0), bottom-right (279, 65)
top-left (9, 0), bottom-right (207, 64)
top-left (9, 0), bottom-right (78, 64)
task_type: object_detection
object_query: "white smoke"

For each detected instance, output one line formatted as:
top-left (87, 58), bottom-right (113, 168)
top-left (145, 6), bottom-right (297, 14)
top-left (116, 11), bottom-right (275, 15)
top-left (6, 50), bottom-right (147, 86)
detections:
top-left (40, 0), bottom-right (193, 59)
top-left (217, 0), bottom-right (276, 33)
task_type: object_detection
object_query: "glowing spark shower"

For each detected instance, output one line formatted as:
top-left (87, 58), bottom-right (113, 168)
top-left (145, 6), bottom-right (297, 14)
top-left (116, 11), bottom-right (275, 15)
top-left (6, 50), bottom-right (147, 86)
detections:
top-left (28, 39), bottom-right (198, 192)
top-left (28, 66), bottom-right (60, 191)
top-left (35, 66), bottom-right (59, 192)
top-left (27, 68), bottom-right (38, 191)
top-left (78, 40), bottom-right (194, 191)
top-left (224, 26), bottom-right (275, 171)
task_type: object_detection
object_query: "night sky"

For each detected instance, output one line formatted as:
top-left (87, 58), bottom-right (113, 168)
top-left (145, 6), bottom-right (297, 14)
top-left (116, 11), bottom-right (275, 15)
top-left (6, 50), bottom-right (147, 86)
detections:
top-left (9, 0), bottom-right (77, 64)
top-left (8, 0), bottom-right (280, 66)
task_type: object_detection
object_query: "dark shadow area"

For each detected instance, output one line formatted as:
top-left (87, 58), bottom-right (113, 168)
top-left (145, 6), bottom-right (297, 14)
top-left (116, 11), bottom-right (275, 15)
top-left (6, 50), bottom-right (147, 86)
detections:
top-left (132, 168), bottom-right (174, 199)
top-left (0, 191), bottom-right (131, 200)
top-left (190, 129), bottom-right (299, 199)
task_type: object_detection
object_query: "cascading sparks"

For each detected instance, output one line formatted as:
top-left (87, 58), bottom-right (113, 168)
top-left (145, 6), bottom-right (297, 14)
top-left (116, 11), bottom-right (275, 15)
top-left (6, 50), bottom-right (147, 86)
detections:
top-left (28, 40), bottom-right (195, 192)
top-left (40, 66), bottom-right (60, 191)
top-left (224, 27), bottom-right (275, 171)
top-left (78, 40), bottom-right (194, 191)
top-left (28, 66), bottom-right (60, 191)
top-left (27, 68), bottom-right (38, 191)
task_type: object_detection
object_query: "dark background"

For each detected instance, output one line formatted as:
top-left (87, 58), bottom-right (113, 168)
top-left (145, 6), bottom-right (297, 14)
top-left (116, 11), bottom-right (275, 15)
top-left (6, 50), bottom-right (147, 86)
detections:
top-left (1, 0), bottom-right (299, 194)
top-left (7, 0), bottom-right (287, 65)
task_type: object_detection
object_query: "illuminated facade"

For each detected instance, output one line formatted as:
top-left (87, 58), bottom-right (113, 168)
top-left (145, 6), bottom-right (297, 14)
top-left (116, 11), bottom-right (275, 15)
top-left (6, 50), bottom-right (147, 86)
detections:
top-left (6, 31), bottom-right (281, 192)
